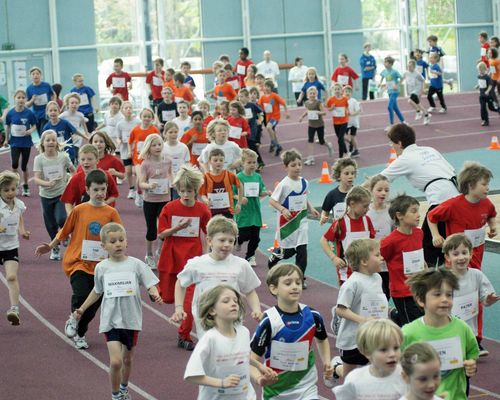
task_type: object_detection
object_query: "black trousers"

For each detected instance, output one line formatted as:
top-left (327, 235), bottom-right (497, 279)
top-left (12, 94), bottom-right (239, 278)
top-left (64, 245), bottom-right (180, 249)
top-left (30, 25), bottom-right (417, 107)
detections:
top-left (269, 244), bottom-right (308, 275)
top-left (362, 78), bottom-right (375, 100)
top-left (143, 200), bottom-right (168, 241)
top-left (421, 204), bottom-right (447, 267)
top-left (393, 296), bottom-right (423, 326)
top-left (333, 123), bottom-right (348, 158)
top-left (238, 225), bottom-right (261, 259)
top-left (70, 270), bottom-right (102, 337)
top-left (427, 87), bottom-right (446, 109)
top-left (479, 94), bottom-right (498, 122)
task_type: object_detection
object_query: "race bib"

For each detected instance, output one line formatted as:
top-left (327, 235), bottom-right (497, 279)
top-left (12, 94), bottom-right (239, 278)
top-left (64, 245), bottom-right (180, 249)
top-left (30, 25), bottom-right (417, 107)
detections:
top-left (217, 96), bottom-right (227, 104)
top-left (337, 75), bottom-right (349, 85)
top-left (136, 141), bottom-right (145, 153)
top-left (333, 107), bottom-right (346, 118)
top-left (332, 202), bottom-right (346, 219)
top-left (11, 124), bottom-right (27, 137)
top-left (79, 93), bottom-right (89, 106)
top-left (478, 79), bottom-right (487, 89)
top-left (263, 103), bottom-right (272, 113)
top-left (0, 213), bottom-right (19, 236)
top-left (152, 76), bottom-right (163, 86)
top-left (42, 164), bottom-right (64, 181)
top-left (490, 66), bottom-right (496, 74)
top-left (218, 363), bottom-right (250, 396)
top-left (342, 231), bottom-right (370, 254)
top-left (112, 77), bottom-right (126, 88)
top-left (229, 126), bottom-right (242, 139)
top-left (34, 93), bottom-right (48, 106)
top-left (162, 110), bottom-right (176, 122)
top-left (360, 294), bottom-right (389, 319)
top-left (464, 227), bottom-right (486, 248)
top-left (244, 182), bottom-right (260, 197)
top-left (104, 272), bottom-right (137, 299)
top-left (171, 159), bottom-right (183, 175)
top-left (452, 292), bottom-right (479, 321)
top-left (208, 192), bottom-right (230, 209)
top-left (403, 248), bottom-right (425, 275)
top-left (192, 142), bottom-right (207, 155)
top-left (81, 240), bottom-right (108, 262)
top-left (172, 215), bottom-right (200, 237)
top-left (427, 336), bottom-right (463, 371)
top-left (270, 340), bottom-right (309, 371)
top-left (481, 47), bottom-right (487, 56)
top-left (236, 64), bottom-right (246, 75)
top-left (416, 65), bottom-right (423, 75)
top-left (244, 108), bottom-right (253, 119)
top-left (229, 79), bottom-right (240, 90)
top-left (307, 111), bottom-right (319, 120)
top-left (175, 96), bottom-right (183, 103)
top-left (57, 135), bottom-right (67, 144)
top-left (288, 194), bottom-right (307, 212)
top-left (149, 178), bottom-right (170, 194)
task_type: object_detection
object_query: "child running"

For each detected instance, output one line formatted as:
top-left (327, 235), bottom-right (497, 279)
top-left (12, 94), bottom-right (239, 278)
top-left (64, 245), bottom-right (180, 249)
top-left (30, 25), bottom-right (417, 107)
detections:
top-left (475, 62), bottom-right (499, 126)
top-left (33, 130), bottom-right (76, 261)
top-left (96, 97), bottom-right (124, 153)
top-left (161, 121), bottom-right (190, 198)
top-left (326, 83), bottom-right (349, 159)
top-left (227, 100), bottom-right (249, 149)
top-left (404, 60), bottom-right (431, 125)
top-left (180, 112), bottom-right (208, 168)
top-left (379, 56), bottom-right (405, 131)
top-left (59, 93), bottom-right (90, 156)
top-left (172, 101), bottom-right (192, 138)
top-left (427, 53), bottom-right (447, 114)
top-left (87, 131), bottom-right (125, 184)
top-left (70, 73), bottom-right (98, 132)
top-left (0, 171), bottom-right (30, 325)
top-left (344, 85), bottom-right (361, 157)
top-left (184, 284), bottom-right (277, 399)
top-left (251, 263), bottom-right (334, 400)
top-left (296, 67), bottom-right (327, 105)
top-left (156, 87), bottom-right (178, 130)
top-left (73, 222), bottom-right (162, 400)
top-left (331, 53), bottom-right (359, 90)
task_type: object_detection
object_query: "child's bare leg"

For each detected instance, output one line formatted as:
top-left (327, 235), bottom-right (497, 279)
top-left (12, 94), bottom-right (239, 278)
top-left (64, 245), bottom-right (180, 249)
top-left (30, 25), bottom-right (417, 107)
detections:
top-left (107, 341), bottom-right (123, 394)
top-left (408, 98), bottom-right (419, 112)
top-left (307, 142), bottom-right (314, 159)
top-left (22, 169), bottom-right (29, 186)
top-left (146, 239), bottom-right (154, 256)
top-left (121, 346), bottom-right (135, 388)
top-left (125, 165), bottom-right (134, 187)
top-left (266, 124), bottom-right (277, 143)
top-left (350, 136), bottom-right (358, 151)
top-left (4, 261), bottom-right (19, 306)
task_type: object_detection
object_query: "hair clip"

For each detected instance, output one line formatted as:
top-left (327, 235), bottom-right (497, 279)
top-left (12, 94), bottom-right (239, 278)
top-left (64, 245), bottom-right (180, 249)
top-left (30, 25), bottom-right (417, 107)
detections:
top-left (410, 354), bottom-right (418, 364)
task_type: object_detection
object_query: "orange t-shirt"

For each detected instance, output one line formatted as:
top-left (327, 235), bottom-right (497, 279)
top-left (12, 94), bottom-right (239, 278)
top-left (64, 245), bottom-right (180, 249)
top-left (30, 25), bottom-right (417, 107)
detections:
top-left (213, 83), bottom-right (237, 102)
top-left (258, 93), bottom-right (286, 121)
top-left (56, 203), bottom-right (122, 277)
top-left (128, 124), bottom-right (160, 165)
top-left (173, 86), bottom-right (194, 104)
top-left (199, 170), bottom-right (240, 215)
top-left (163, 79), bottom-right (176, 91)
top-left (326, 96), bottom-right (349, 125)
top-left (490, 58), bottom-right (500, 81)
top-left (180, 127), bottom-right (209, 166)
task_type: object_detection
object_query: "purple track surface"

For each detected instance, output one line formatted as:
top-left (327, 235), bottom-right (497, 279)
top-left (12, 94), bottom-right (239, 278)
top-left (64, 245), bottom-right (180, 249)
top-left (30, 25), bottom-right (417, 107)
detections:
top-left (2, 92), bottom-right (500, 399)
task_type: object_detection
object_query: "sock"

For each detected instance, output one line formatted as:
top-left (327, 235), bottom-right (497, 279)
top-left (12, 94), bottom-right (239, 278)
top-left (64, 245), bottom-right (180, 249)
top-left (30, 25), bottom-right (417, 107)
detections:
top-left (23, 184), bottom-right (28, 189)
top-left (112, 392), bottom-right (121, 399)
top-left (120, 383), bottom-right (128, 391)
top-left (130, 186), bottom-right (135, 190)
top-left (11, 305), bottom-right (19, 311)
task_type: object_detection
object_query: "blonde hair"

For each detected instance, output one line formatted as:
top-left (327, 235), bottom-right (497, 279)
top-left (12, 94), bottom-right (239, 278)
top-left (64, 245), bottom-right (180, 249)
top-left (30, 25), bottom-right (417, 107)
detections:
top-left (207, 119), bottom-right (230, 142)
top-left (138, 133), bottom-right (164, 160)
top-left (304, 67), bottom-right (319, 81)
top-left (173, 164), bottom-right (204, 191)
top-left (458, 161), bottom-right (493, 194)
top-left (345, 238), bottom-right (379, 271)
top-left (38, 129), bottom-right (64, 153)
top-left (63, 93), bottom-right (81, 106)
top-left (366, 174), bottom-right (389, 192)
top-left (401, 342), bottom-right (440, 377)
top-left (89, 131), bottom-right (116, 155)
top-left (100, 222), bottom-right (126, 242)
top-left (346, 186), bottom-right (371, 209)
top-left (198, 284), bottom-right (245, 331)
top-left (207, 215), bottom-right (238, 238)
top-left (0, 170), bottom-right (20, 189)
top-left (139, 108), bottom-right (154, 119)
top-left (241, 148), bottom-right (258, 162)
top-left (45, 100), bottom-right (60, 114)
top-left (72, 73), bottom-right (84, 81)
top-left (78, 143), bottom-right (99, 159)
top-left (357, 319), bottom-right (403, 356)
top-left (331, 157), bottom-right (357, 180)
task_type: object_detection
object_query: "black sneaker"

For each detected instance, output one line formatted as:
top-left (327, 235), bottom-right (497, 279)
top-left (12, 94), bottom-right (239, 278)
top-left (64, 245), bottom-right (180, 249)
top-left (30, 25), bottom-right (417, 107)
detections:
top-left (350, 149), bottom-right (360, 158)
top-left (275, 144), bottom-right (283, 157)
top-left (481, 120), bottom-right (489, 126)
top-left (178, 337), bottom-right (195, 351)
top-left (478, 343), bottom-right (489, 357)
top-left (269, 143), bottom-right (276, 153)
top-left (267, 252), bottom-right (282, 269)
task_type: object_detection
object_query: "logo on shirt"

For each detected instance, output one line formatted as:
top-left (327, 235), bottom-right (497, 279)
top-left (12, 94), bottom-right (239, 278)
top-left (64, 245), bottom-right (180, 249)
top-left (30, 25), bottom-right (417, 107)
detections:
top-left (214, 188), bottom-right (226, 194)
top-left (20, 118), bottom-right (28, 125)
top-left (88, 221), bottom-right (102, 236)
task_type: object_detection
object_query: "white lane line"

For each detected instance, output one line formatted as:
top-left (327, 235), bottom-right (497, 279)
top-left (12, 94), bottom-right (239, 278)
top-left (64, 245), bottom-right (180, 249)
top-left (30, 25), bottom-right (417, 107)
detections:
top-left (470, 385), bottom-right (500, 399)
top-left (0, 273), bottom-right (158, 400)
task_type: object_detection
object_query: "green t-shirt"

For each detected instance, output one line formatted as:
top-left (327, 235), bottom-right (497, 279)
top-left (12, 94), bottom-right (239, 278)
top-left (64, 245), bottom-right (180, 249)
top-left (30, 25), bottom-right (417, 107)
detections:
top-left (235, 171), bottom-right (266, 228)
top-left (402, 317), bottom-right (479, 400)
top-left (0, 95), bottom-right (8, 132)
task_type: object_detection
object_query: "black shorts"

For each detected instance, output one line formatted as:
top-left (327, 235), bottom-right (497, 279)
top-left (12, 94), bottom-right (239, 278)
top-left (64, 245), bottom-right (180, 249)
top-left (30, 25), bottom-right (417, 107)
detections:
top-left (122, 158), bottom-right (133, 167)
top-left (410, 93), bottom-right (420, 104)
top-left (0, 248), bottom-right (19, 265)
top-left (340, 347), bottom-right (369, 366)
top-left (347, 126), bottom-right (357, 136)
top-left (105, 328), bottom-right (139, 350)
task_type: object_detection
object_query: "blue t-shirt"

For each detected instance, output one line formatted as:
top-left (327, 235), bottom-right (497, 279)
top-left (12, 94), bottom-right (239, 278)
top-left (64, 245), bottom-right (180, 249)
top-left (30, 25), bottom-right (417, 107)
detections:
top-left (5, 107), bottom-right (37, 148)
top-left (359, 53), bottom-right (377, 79)
top-left (381, 68), bottom-right (401, 94)
top-left (70, 85), bottom-right (96, 115)
top-left (428, 45), bottom-right (445, 57)
top-left (184, 75), bottom-right (196, 87)
top-left (429, 63), bottom-right (443, 89)
top-left (43, 119), bottom-right (77, 160)
top-left (416, 59), bottom-right (429, 79)
top-left (300, 80), bottom-right (327, 100)
top-left (244, 102), bottom-right (263, 141)
top-left (26, 81), bottom-right (54, 121)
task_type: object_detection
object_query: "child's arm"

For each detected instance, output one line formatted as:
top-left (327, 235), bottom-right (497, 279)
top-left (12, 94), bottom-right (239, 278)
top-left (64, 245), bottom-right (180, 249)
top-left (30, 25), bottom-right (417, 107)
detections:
top-left (95, 122), bottom-right (105, 132)
top-left (171, 280), bottom-right (187, 322)
top-left (34, 171), bottom-right (61, 188)
top-left (315, 338), bottom-right (334, 380)
top-left (320, 210), bottom-right (330, 225)
top-left (91, 95), bottom-right (99, 114)
top-left (298, 109), bottom-right (308, 122)
top-left (483, 292), bottom-right (500, 306)
top-left (65, 203), bottom-right (74, 215)
top-left (269, 197), bottom-right (292, 221)
top-left (35, 235), bottom-right (61, 256)
top-left (234, 183), bottom-right (243, 215)
top-left (138, 170), bottom-right (156, 191)
top-left (249, 358), bottom-right (278, 387)
top-left (104, 196), bottom-right (117, 206)
top-left (147, 284), bottom-right (163, 304)
top-left (18, 215), bottom-right (30, 240)
top-left (245, 289), bottom-right (262, 321)
top-left (427, 219), bottom-right (444, 247)
top-left (74, 288), bottom-right (102, 319)
top-left (487, 216), bottom-right (497, 238)
top-left (186, 375), bottom-right (240, 389)
top-left (319, 236), bottom-right (347, 269)
top-left (307, 200), bottom-right (320, 219)
top-left (336, 304), bottom-right (372, 324)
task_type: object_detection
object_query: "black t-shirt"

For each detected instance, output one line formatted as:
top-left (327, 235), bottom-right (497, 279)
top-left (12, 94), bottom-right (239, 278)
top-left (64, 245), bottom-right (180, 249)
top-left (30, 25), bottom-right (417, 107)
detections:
top-left (156, 101), bottom-right (179, 124)
top-left (321, 186), bottom-right (348, 213)
top-left (478, 74), bottom-right (492, 96)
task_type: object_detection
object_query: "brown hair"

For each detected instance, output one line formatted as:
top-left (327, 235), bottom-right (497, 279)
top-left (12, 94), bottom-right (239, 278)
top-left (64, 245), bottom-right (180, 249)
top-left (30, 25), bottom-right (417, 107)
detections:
top-left (401, 342), bottom-right (440, 376)
top-left (387, 124), bottom-right (416, 148)
top-left (281, 148), bottom-right (302, 166)
top-left (89, 131), bottom-right (116, 155)
top-left (457, 161), bottom-right (492, 194)
top-left (406, 268), bottom-right (459, 306)
top-left (198, 284), bottom-right (245, 330)
top-left (442, 233), bottom-right (473, 255)
top-left (344, 238), bottom-right (379, 272)
top-left (266, 263), bottom-right (304, 288)
top-left (331, 157), bottom-right (357, 180)
top-left (388, 194), bottom-right (419, 226)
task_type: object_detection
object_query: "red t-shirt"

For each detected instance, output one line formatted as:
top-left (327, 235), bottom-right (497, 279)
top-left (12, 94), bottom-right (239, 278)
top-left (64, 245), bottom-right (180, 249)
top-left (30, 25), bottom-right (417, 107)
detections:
top-left (428, 194), bottom-right (496, 270)
top-left (226, 115), bottom-right (249, 148)
top-left (128, 124), bottom-right (160, 165)
top-left (146, 70), bottom-right (165, 100)
top-left (481, 42), bottom-right (491, 65)
top-left (203, 115), bottom-right (214, 128)
top-left (77, 154), bottom-right (125, 184)
top-left (60, 170), bottom-right (119, 207)
top-left (258, 93), bottom-right (286, 122)
top-left (105, 72), bottom-right (132, 100)
top-left (326, 96), bottom-right (349, 125)
top-left (331, 66), bottom-right (359, 87)
top-left (380, 227), bottom-right (424, 298)
top-left (235, 59), bottom-right (254, 87)
top-left (225, 75), bottom-right (240, 92)
top-left (180, 127), bottom-right (209, 166)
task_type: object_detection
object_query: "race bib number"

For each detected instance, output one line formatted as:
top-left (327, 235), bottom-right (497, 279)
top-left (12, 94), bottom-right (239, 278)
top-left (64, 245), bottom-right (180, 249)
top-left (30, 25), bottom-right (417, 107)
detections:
top-left (104, 272), bottom-right (137, 299)
top-left (11, 124), bottom-right (27, 137)
top-left (208, 192), bottom-right (230, 209)
top-left (288, 194), bottom-right (306, 212)
top-left (333, 107), bottom-right (346, 118)
top-left (0, 213), bottom-right (19, 236)
top-left (478, 79), bottom-right (487, 89)
top-left (112, 77), bottom-right (126, 88)
top-left (307, 111), bottom-right (319, 120)
top-left (403, 248), bottom-right (425, 275)
top-left (360, 294), bottom-right (389, 319)
top-left (43, 164), bottom-right (64, 181)
top-left (152, 76), bottom-right (163, 86)
top-left (464, 227), bottom-right (486, 248)
top-left (149, 178), bottom-right (170, 194)
top-left (244, 182), bottom-right (260, 197)
top-left (337, 75), bottom-right (349, 85)
top-left (263, 103), bottom-right (272, 113)
top-left (162, 110), bottom-right (176, 122)
top-left (172, 216), bottom-right (200, 237)
top-left (427, 336), bottom-right (463, 371)
top-left (34, 93), bottom-right (48, 106)
top-left (81, 240), bottom-right (108, 262)
top-left (236, 64), bottom-right (246, 75)
top-left (171, 159), bottom-right (183, 174)
top-left (244, 108), bottom-right (253, 119)
top-left (270, 340), bottom-right (309, 371)
top-left (452, 292), bottom-right (479, 321)
top-left (79, 93), bottom-right (89, 106)
top-left (192, 142), bottom-right (207, 155)
top-left (229, 79), bottom-right (240, 90)
top-left (229, 126), bottom-right (242, 139)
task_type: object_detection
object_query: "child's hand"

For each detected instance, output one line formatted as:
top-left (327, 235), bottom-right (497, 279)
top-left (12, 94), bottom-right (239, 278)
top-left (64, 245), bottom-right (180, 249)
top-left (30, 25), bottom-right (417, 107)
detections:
top-left (149, 293), bottom-right (163, 304)
top-left (35, 243), bottom-right (51, 256)
top-left (234, 203), bottom-right (241, 215)
top-left (323, 362), bottom-right (334, 380)
top-left (488, 226), bottom-right (497, 238)
top-left (280, 208), bottom-right (292, 221)
top-left (333, 256), bottom-right (347, 270)
top-left (149, 182), bottom-right (158, 190)
top-left (73, 308), bottom-right (84, 320)
top-left (22, 231), bottom-right (30, 240)
top-left (176, 217), bottom-right (192, 230)
top-left (483, 292), bottom-right (500, 306)
top-left (319, 215), bottom-right (329, 225)
top-left (251, 310), bottom-right (263, 321)
top-left (432, 234), bottom-right (445, 248)
top-left (463, 359), bottom-right (477, 377)
top-left (285, 113), bottom-right (290, 119)
top-left (309, 208), bottom-right (320, 219)
top-left (108, 168), bottom-right (117, 176)
top-left (171, 307), bottom-right (187, 322)
top-left (257, 367), bottom-right (278, 386)
top-left (0, 226), bottom-right (6, 233)
top-left (223, 374), bottom-right (240, 388)
top-left (241, 197), bottom-right (248, 206)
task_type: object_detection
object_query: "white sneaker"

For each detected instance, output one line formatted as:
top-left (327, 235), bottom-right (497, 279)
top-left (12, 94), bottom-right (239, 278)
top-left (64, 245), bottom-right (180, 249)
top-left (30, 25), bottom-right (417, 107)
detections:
top-left (438, 108), bottom-right (447, 114)
top-left (304, 157), bottom-right (315, 166)
top-left (74, 335), bottom-right (89, 349)
top-left (117, 178), bottom-right (123, 185)
top-left (415, 111), bottom-right (422, 120)
top-left (50, 246), bottom-right (61, 261)
top-left (423, 114), bottom-right (431, 125)
top-left (427, 107), bottom-right (436, 113)
top-left (127, 189), bottom-right (136, 199)
top-left (235, 243), bottom-right (241, 251)
top-left (247, 256), bottom-right (257, 267)
top-left (384, 125), bottom-right (392, 132)
top-left (119, 387), bottom-right (131, 400)
top-left (145, 255), bottom-right (157, 270)
top-left (134, 192), bottom-right (143, 208)
top-left (326, 142), bottom-right (333, 157)
top-left (22, 187), bottom-right (30, 197)
top-left (64, 314), bottom-right (78, 338)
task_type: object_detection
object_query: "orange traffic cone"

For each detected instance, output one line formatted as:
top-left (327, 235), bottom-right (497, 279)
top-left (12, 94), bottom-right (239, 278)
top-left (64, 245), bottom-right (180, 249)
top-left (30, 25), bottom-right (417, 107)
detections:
top-left (387, 148), bottom-right (397, 165)
top-left (267, 238), bottom-right (280, 253)
top-left (318, 161), bottom-right (333, 184)
top-left (489, 135), bottom-right (500, 150)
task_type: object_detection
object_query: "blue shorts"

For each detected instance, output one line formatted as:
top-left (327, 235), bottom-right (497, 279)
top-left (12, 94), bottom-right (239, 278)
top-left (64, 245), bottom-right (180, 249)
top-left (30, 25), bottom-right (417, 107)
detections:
top-left (105, 328), bottom-right (139, 350)
top-left (0, 248), bottom-right (19, 265)
top-left (266, 119), bottom-right (278, 129)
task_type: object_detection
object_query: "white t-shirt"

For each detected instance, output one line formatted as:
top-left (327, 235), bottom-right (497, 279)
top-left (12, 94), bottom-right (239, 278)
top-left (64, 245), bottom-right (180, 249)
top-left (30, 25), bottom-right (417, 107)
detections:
top-left (162, 142), bottom-right (190, 178)
top-left (367, 204), bottom-right (394, 272)
top-left (172, 116), bottom-right (192, 139)
top-left (404, 70), bottom-right (425, 96)
top-left (184, 325), bottom-right (256, 400)
top-left (198, 141), bottom-right (242, 172)
top-left (347, 98), bottom-right (361, 128)
top-left (103, 111), bottom-right (125, 145)
top-left (333, 364), bottom-right (407, 399)
top-left (177, 254), bottom-right (261, 338)
top-left (336, 272), bottom-right (388, 350)
top-left (399, 396), bottom-right (441, 400)
top-left (256, 60), bottom-right (280, 86)
top-left (59, 110), bottom-right (87, 147)
top-left (116, 117), bottom-right (140, 159)
top-left (380, 144), bottom-right (458, 206)
top-left (0, 198), bottom-right (26, 251)
top-left (288, 65), bottom-right (309, 92)
top-left (452, 268), bottom-right (494, 335)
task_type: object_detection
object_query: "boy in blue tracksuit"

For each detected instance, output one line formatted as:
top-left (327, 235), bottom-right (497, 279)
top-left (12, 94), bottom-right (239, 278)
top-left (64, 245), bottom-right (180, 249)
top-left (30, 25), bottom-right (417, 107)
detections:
top-left (427, 53), bottom-right (447, 114)
top-left (360, 43), bottom-right (377, 100)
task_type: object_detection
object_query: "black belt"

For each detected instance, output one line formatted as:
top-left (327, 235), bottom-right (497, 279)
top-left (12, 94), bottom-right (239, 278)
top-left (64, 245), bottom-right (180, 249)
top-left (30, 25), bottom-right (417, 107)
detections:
top-left (423, 176), bottom-right (458, 192)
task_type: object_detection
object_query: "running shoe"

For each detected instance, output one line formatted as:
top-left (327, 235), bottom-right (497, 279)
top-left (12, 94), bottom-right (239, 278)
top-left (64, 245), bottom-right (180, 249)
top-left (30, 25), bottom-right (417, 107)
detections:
top-left (65, 314), bottom-right (78, 338)
top-left (6, 306), bottom-right (20, 326)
